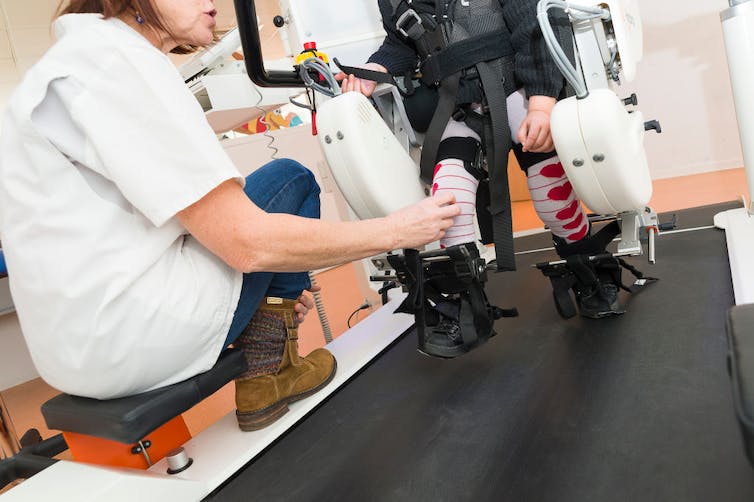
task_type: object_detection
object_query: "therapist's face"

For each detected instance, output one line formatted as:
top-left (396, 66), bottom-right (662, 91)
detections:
top-left (152, 0), bottom-right (217, 48)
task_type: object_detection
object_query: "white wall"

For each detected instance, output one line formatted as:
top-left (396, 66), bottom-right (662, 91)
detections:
top-left (623, 0), bottom-right (742, 179)
top-left (0, 0), bottom-right (58, 122)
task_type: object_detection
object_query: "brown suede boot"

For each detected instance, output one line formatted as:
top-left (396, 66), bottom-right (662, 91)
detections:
top-left (234, 296), bottom-right (337, 431)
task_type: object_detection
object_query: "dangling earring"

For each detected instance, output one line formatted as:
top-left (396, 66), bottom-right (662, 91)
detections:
top-left (135, 11), bottom-right (145, 25)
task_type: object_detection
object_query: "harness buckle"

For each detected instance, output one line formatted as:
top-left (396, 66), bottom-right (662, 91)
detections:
top-left (396, 8), bottom-right (423, 39)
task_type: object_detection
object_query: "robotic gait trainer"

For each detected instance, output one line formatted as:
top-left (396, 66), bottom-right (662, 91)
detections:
top-left (236, 0), bottom-right (669, 355)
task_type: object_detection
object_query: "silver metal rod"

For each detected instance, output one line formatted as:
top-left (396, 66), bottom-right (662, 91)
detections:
top-left (138, 440), bottom-right (153, 467)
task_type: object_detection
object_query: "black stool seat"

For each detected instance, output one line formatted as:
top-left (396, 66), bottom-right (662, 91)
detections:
top-left (40, 349), bottom-right (247, 444)
top-left (726, 303), bottom-right (754, 465)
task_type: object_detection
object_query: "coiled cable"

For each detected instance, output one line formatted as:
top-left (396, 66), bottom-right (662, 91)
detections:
top-left (308, 272), bottom-right (333, 343)
top-left (536, 0), bottom-right (610, 98)
top-left (298, 57), bottom-right (342, 98)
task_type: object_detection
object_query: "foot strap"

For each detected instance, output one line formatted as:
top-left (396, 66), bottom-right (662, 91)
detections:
top-left (388, 244), bottom-right (515, 356)
top-left (538, 253), bottom-right (658, 318)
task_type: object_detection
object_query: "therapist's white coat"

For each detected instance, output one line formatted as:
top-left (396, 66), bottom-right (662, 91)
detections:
top-left (0, 14), bottom-right (245, 398)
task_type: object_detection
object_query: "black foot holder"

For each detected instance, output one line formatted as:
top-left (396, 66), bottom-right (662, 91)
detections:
top-left (386, 243), bottom-right (517, 359)
top-left (537, 253), bottom-right (658, 319)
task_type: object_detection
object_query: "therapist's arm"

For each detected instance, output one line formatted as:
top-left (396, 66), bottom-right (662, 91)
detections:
top-left (177, 180), bottom-right (459, 273)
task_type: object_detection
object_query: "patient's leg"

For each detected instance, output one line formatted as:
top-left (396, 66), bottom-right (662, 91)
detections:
top-left (507, 88), bottom-right (622, 318)
top-left (433, 119), bottom-right (482, 248)
top-left (506, 88), bottom-right (588, 243)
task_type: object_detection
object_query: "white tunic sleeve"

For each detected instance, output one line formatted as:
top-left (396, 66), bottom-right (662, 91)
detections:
top-left (67, 43), bottom-right (244, 227)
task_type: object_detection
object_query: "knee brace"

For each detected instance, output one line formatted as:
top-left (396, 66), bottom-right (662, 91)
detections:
top-left (436, 136), bottom-right (485, 179)
top-left (436, 135), bottom-right (498, 244)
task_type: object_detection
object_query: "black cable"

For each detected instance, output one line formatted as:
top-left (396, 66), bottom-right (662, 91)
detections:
top-left (347, 302), bottom-right (371, 328)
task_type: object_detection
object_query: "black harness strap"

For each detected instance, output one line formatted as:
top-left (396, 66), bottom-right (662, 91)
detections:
top-left (420, 31), bottom-right (514, 86)
top-left (389, 0), bottom-right (442, 52)
top-left (419, 72), bottom-right (461, 184)
top-left (477, 60), bottom-right (515, 271)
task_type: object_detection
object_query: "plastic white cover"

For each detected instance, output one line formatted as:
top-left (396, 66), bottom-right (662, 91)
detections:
top-left (316, 92), bottom-right (426, 220)
top-left (550, 89), bottom-right (652, 214)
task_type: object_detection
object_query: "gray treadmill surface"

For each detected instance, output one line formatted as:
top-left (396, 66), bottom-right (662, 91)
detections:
top-left (208, 202), bottom-right (754, 502)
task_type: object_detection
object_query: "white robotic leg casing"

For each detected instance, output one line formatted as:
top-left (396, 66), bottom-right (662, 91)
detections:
top-left (316, 92), bottom-right (426, 220)
top-left (550, 88), bottom-right (652, 215)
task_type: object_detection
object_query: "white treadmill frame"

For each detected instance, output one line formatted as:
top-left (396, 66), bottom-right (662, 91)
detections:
top-left (715, 0), bottom-right (754, 306)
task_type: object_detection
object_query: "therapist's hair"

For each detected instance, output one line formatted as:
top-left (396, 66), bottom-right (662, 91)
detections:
top-left (55, 0), bottom-right (198, 54)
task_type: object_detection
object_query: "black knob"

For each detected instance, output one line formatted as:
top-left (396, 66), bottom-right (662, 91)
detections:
top-left (622, 93), bottom-right (638, 106)
top-left (273, 15), bottom-right (285, 28)
top-left (644, 120), bottom-right (662, 133)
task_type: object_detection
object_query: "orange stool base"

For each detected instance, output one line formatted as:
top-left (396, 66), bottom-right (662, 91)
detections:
top-left (62, 415), bottom-right (191, 469)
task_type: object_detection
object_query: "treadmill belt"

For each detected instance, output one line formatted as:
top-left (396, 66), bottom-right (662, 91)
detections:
top-left (208, 202), bottom-right (754, 501)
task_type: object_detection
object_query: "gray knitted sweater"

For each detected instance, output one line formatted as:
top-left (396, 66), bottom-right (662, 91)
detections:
top-left (367, 0), bottom-right (568, 100)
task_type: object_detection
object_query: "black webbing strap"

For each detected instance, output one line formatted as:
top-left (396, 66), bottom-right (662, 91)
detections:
top-left (390, 248), bottom-right (428, 352)
top-left (419, 30), bottom-right (514, 86)
top-left (458, 293), bottom-right (480, 348)
top-left (419, 73), bottom-right (461, 184)
top-left (389, 0), bottom-right (426, 40)
top-left (436, 136), bottom-right (484, 179)
top-left (332, 58), bottom-right (416, 97)
top-left (477, 61), bottom-right (515, 271)
top-left (566, 255), bottom-right (599, 288)
top-left (549, 274), bottom-right (578, 319)
top-left (333, 58), bottom-right (395, 85)
top-left (556, 221), bottom-right (622, 258)
top-left (511, 142), bottom-right (558, 174)
top-left (388, 0), bottom-right (442, 54)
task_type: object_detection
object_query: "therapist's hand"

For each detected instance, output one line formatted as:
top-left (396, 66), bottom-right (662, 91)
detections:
top-left (294, 284), bottom-right (320, 323)
top-left (518, 95), bottom-right (556, 153)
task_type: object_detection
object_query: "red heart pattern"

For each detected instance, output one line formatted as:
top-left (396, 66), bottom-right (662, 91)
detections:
top-left (540, 162), bottom-right (565, 178)
top-left (547, 182), bottom-right (573, 201)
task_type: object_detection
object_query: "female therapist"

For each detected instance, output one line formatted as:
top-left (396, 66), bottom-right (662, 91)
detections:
top-left (0, 0), bottom-right (459, 431)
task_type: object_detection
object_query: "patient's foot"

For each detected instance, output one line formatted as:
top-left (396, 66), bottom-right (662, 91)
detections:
top-left (419, 316), bottom-right (469, 359)
top-left (575, 282), bottom-right (625, 319)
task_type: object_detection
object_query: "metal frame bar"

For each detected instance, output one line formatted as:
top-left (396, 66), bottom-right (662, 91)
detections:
top-left (232, 0), bottom-right (304, 88)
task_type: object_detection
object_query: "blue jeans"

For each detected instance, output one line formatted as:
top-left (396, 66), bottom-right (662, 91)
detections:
top-left (224, 159), bottom-right (321, 346)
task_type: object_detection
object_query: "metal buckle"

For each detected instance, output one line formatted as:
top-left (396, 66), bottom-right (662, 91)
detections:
top-left (396, 8), bottom-right (422, 38)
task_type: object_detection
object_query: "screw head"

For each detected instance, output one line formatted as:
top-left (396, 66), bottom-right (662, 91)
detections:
top-left (336, 131), bottom-right (344, 140)
top-left (324, 135), bottom-right (332, 144)
top-left (593, 153), bottom-right (605, 162)
top-left (573, 158), bottom-right (585, 167)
